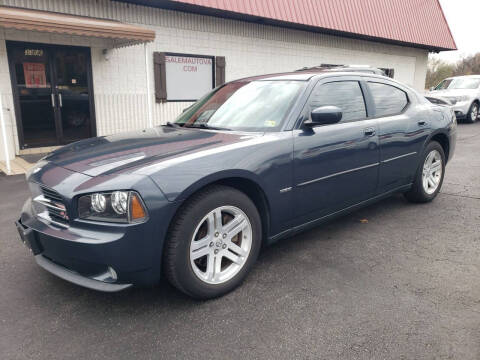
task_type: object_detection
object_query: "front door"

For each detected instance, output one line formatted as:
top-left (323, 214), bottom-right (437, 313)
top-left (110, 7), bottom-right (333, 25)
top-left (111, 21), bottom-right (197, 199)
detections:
top-left (293, 77), bottom-right (380, 225)
top-left (7, 41), bottom-right (95, 149)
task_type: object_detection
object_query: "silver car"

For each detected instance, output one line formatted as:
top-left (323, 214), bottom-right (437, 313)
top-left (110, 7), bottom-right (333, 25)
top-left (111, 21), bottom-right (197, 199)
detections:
top-left (428, 75), bottom-right (480, 123)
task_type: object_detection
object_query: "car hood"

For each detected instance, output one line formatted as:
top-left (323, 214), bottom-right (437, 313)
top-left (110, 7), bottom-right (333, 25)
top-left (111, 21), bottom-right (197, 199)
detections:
top-left (427, 89), bottom-right (477, 98)
top-left (45, 126), bottom-right (262, 177)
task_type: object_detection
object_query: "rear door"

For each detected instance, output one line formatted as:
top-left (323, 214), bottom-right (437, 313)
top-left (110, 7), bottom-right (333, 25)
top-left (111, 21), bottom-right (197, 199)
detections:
top-left (363, 78), bottom-right (430, 193)
top-left (292, 76), bottom-right (380, 224)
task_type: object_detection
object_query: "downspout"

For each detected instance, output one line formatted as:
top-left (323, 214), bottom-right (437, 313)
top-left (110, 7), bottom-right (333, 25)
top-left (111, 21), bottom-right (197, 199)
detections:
top-left (0, 95), bottom-right (11, 175)
top-left (144, 42), bottom-right (153, 128)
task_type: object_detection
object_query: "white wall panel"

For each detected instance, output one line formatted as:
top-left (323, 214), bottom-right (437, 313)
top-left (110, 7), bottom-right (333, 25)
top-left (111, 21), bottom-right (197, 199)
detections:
top-left (0, 0), bottom-right (429, 159)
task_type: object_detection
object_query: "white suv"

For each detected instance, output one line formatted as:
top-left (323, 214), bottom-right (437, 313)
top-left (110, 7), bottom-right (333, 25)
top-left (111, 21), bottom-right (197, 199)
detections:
top-left (428, 75), bottom-right (480, 123)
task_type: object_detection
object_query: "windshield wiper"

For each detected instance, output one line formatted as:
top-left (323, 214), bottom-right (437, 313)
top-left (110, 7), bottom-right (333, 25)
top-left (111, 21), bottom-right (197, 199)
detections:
top-left (164, 121), bottom-right (181, 128)
top-left (185, 123), bottom-right (231, 131)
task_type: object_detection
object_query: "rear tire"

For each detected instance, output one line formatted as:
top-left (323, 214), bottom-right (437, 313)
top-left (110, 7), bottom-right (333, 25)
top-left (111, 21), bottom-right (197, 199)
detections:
top-left (466, 102), bottom-right (478, 123)
top-left (404, 141), bottom-right (445, 203)
top-left (163, 185), bottom-right (262, 299)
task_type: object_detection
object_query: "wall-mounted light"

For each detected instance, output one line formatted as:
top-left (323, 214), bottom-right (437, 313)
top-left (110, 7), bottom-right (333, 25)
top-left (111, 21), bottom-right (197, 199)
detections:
top-left (102, 48), bottom-right (111, 61)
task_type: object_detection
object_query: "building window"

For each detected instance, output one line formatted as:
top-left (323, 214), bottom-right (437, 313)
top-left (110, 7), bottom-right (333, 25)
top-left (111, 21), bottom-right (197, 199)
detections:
top-left (379, 68), bottom-right (395, 78)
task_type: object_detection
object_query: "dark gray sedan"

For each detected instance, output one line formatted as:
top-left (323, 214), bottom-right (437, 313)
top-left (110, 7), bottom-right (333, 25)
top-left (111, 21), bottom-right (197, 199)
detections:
top-left (16, 70), bottom-right (457, 299)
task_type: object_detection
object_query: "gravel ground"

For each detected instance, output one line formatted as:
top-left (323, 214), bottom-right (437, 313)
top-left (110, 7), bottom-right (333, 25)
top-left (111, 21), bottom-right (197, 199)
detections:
top-left (0, 123), bottom-right (479, 360)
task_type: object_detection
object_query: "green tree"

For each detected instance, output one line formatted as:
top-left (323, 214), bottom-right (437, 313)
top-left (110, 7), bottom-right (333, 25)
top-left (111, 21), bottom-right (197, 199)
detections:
top-left (426, 53), bottom-right (480, 90)
top-left (426, 58), bottom-right (455, 89)
top-left (454, 53), bottom-right (480, 76)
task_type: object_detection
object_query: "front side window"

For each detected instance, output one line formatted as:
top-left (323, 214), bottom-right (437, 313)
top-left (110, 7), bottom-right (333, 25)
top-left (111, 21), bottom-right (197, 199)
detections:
top-left (368, 82), bottom-right (408, 117)
top-left (174, 80), bottom-right (306, 132)
top-left (308, 81), bottom-right (367, 123)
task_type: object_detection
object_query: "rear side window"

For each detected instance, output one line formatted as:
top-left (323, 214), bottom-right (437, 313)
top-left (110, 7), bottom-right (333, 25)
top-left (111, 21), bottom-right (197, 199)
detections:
top-left (368, 82), bottom-right (408, 117)
top-left (309, 81), bottom-right (367, 123)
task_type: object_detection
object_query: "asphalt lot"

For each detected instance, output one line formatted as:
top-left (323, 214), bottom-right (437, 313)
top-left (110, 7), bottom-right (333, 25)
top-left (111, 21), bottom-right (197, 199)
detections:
top-left (1, 123), bottom-right (479, 360)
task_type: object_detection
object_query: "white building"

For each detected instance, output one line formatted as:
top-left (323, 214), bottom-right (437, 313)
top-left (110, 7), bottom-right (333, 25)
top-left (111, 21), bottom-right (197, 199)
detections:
top-left (0, 0), bottom-right (456, 170)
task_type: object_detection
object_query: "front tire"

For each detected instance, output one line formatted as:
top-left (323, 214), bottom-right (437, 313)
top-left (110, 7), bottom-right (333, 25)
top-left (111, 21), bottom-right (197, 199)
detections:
top-left (163, 185), bottom-right (262, 299)
top-left (466, 102), bottom-right (478, 123)
top-left (404, 141), bottom-right (445, 203)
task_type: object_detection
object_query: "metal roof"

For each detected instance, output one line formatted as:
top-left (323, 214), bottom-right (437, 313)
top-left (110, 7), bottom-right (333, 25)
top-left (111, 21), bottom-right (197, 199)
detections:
top-left (117, 0), bottom-right (456, 51)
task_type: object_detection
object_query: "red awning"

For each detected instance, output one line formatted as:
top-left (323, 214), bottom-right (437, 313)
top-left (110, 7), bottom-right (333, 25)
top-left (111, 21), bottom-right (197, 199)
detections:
top-left (0, 6), bottom-right (155, 47)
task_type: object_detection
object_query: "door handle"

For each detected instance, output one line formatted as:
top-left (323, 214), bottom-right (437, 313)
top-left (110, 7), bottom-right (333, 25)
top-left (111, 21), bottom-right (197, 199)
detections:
top-left (364, 128), bottom-right (376, 137)
top-left (418, 121), bottom-right (427, 126)
top-left (50, 93), bottom-right (55, 108)
top-left (58, 93), bottom-right (63, 108)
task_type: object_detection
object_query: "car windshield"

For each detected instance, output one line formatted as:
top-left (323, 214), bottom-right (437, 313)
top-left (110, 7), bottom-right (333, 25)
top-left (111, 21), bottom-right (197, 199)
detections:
top-left (174, 80), bottom-right (306, 132)
top-left (435, 78), bottom-right (480, 90)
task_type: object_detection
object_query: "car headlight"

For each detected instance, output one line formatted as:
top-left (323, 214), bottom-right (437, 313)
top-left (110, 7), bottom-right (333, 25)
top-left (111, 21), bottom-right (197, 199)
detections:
top-left (78, 191), bottom-right (148, 223)
top-left (454, 95), bottom-right (469, 102)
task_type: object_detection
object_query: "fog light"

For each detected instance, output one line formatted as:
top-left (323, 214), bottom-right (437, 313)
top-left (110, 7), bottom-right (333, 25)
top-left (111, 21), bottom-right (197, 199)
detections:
top-left (111, 191), bottom-right (128, 215)
top-left (91, 193), bottom-right (106, 213)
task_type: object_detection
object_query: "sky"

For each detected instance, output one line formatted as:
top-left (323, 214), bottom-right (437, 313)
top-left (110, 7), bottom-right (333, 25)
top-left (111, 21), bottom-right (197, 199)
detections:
top-left (432, 0), bottom-right (480, 63)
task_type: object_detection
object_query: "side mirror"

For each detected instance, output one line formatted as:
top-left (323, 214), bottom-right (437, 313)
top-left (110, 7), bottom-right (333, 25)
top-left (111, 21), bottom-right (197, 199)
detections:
top-left (305, 106), bottom-right (342, 127)
top-left (429, 87), bottom-right (435, 91)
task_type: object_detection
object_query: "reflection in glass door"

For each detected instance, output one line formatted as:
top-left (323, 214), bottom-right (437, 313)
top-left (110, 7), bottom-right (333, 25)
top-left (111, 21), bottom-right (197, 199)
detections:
top-left (54, 48), bottom-right (92, 144)
top-left (7, 42), bottom-right (95, 149)
top-left (9, 44), bottom-right (57, 147)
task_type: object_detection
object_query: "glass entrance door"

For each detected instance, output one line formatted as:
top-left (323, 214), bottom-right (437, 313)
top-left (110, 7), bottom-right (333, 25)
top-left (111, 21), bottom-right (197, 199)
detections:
top-left (7, 42), bottom-right (95, 149)
top-left (9, 44), bottom-right (56, 147)
top-left (53, 48), bottom-right (93, 144)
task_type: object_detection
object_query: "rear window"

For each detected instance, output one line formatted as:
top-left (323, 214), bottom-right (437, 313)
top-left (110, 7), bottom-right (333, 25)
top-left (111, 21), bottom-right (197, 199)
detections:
top-left (368, 82), bottom-right (408, 117)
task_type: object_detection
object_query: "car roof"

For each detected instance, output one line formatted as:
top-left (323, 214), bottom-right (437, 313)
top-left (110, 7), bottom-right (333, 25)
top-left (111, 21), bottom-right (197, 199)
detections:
top-left (296, 65), bottom-right (386, 75)
top-left (232, 69), bottom-right (390, 83)
top-left (260, 73), bottom-right (316, 81)
top-left (231, 72), bottom-right (316, 82)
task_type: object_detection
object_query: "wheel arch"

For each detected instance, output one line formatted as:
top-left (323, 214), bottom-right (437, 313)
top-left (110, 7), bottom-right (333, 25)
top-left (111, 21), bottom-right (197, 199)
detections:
top-left (426, 130), bottom-right (450, 163)
top-left (170, 171), bottom-right (272, 244)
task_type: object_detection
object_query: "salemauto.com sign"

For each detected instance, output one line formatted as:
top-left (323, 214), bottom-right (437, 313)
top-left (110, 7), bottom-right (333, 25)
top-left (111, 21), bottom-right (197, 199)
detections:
top-left (165, 54), bottom-right (215, 101)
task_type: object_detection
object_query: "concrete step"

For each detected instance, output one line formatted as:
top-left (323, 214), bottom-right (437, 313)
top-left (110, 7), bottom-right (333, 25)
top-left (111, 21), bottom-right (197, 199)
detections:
top-left (0, 157), bottom-right (35, 175)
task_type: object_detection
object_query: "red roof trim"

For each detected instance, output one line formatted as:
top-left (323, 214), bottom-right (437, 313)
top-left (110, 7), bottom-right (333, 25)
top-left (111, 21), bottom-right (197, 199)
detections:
top-left (435, 0), bottom-right (457, 50)
top-left (116, 0), bottom-right (457, 51)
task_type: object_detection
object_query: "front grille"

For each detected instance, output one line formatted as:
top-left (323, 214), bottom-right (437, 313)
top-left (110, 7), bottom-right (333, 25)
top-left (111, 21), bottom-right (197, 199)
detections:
top-left (41, 186), bottom-right (63, 203)
top-left (37, 186), bottom-right (69, 224)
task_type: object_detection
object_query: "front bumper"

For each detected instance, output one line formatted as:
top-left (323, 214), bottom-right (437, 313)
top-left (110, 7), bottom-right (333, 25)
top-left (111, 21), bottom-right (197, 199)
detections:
top-left (17, 190), bottom-right (174, 291)
top-left (452, 101), bottom-right (472, 119)
top-left (35, 253), bottom-right (132, 292)
top-left (16, 159), bottom-right (178, 292)
top-left (16, 218), bottom-right (132, 292)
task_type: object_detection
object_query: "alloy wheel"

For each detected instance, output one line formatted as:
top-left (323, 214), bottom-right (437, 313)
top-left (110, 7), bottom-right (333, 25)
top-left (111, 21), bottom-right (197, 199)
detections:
top-left (422, 149), bottom-right (442, 195)
top-left (189, 206), bottom-right (252, 285)
top-left (471, 104), bottom-right (478, 122)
